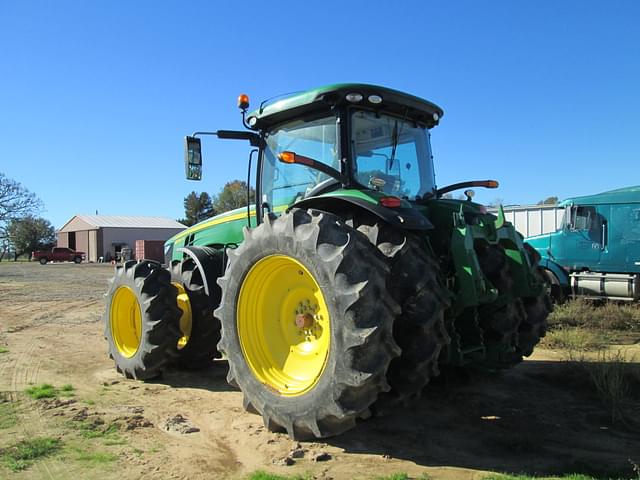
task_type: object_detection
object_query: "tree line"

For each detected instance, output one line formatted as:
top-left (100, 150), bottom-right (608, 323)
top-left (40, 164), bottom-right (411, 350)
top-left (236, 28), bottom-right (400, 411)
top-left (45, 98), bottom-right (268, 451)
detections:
top-left (178, 180), bottom-right (255, 226)
top-left (0, 172), bottom-right (55, 261)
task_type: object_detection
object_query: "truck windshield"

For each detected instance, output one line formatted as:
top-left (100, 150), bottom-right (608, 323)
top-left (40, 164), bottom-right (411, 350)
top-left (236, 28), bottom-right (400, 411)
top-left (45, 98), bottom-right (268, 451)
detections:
top-left (350, 110), bottom-right (435, 200)
top-left (261, 115), bottom-right (339, 211)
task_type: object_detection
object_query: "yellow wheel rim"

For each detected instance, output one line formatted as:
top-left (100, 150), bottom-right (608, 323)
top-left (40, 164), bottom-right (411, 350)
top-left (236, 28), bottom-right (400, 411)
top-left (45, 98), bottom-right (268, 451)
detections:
top-left (174, 283), bottom-right (192, 350)
top-left (237, 255), bottom-right (331, 396)
top-left (110, 286), bottom-right (143, 358)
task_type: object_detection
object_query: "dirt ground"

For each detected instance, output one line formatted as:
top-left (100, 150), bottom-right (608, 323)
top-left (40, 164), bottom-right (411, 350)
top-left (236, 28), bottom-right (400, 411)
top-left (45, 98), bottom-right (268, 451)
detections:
top-left (1, 262), bottom-right (639, 480)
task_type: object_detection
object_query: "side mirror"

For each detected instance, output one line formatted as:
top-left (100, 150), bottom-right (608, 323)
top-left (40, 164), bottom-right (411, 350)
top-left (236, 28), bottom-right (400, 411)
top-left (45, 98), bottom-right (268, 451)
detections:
top-left (184, 136), bottom-right (202, 180)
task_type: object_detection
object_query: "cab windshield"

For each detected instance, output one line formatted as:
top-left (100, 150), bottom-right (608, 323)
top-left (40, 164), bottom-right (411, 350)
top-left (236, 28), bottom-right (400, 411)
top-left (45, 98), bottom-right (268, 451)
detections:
top-left (261, 115), bottom-right (339, 211)
top-left (350, 110), bottom-right (436, 200)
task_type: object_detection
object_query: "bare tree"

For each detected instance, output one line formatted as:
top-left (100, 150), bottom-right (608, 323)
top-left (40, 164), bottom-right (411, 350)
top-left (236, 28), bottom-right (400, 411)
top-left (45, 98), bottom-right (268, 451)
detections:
top-left (0, 173), bottom-right (43, 258)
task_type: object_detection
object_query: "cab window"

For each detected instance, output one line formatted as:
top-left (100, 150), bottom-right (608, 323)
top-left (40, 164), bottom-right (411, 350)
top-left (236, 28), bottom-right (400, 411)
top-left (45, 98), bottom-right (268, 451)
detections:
top-left (571, 206), bottom-right (596, 230)
top-left (261, 116), bottom-right (338, 211)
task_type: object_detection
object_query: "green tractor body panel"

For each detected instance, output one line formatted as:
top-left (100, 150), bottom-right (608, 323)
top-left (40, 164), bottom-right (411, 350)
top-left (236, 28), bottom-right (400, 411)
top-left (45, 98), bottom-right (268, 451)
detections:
top-left (166, 206), bottom-right (258, 262)
top-left (423, 200), bottom-right (540, 301)
top-left (165, 188), bottom-right (415, 262)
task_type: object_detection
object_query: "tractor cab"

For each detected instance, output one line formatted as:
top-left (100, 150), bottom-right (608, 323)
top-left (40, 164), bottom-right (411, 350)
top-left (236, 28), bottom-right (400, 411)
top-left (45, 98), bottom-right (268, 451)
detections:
top-left (185, 84), bottom-right (444, 225)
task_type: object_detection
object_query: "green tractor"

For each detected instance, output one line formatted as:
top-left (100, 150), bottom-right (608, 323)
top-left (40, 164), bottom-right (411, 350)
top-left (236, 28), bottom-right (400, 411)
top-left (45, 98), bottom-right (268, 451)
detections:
top-left (103, 84), bottom-right (551, 439)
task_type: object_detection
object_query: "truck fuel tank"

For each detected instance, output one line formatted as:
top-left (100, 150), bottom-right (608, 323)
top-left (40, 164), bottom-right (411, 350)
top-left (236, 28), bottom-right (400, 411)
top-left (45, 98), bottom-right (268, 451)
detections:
top-left (571, 271), bottom-right (640, 301)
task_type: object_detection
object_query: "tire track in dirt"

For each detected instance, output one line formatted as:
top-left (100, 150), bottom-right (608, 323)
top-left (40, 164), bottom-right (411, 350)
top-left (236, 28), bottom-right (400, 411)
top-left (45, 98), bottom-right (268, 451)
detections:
top-left (7, 334), bottom-right (73, 479)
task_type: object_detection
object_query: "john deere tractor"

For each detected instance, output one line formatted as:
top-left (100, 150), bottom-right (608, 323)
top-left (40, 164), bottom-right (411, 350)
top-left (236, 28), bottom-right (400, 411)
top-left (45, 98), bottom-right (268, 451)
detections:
top-left (104, 84), bottom-right (551, 439)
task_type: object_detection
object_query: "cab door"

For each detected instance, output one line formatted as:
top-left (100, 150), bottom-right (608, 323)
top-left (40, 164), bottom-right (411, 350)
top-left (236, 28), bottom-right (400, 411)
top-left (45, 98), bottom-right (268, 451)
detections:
top-left (558, 204), bottom-right (603, 270)
top-left (602, 203), bottom-right (640, 273)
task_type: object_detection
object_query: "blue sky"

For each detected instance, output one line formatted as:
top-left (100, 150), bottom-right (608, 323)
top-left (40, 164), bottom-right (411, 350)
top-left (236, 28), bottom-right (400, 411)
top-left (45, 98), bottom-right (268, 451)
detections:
top-left (1, 1), bottom-right (639, 228)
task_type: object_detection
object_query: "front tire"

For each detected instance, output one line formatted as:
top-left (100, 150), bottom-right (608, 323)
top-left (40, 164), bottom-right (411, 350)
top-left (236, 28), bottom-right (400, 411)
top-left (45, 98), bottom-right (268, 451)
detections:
top-left (216, 209), bottom-right (400, 439)
top-left (73, 256), bottom-right (82, 264)
top-left (39, 257), bottom-right (47, 265)
top-left (104, 260), bottom-right (181, 379)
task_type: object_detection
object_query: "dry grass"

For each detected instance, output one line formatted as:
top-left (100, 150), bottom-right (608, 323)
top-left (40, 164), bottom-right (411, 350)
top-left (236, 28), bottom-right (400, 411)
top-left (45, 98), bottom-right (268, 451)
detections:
top-left (542, 298), bottom-right (640, 351)
top-left (560, 348), bottom-right (640, 424)
top-left (542, 327), bottom-right (608, 351)
top-left (548, 298), bottom-right (640, 332)
top-left (578, 350), bottom-right (640, 423)
top-left (541, 300), bottom-right (640, 425)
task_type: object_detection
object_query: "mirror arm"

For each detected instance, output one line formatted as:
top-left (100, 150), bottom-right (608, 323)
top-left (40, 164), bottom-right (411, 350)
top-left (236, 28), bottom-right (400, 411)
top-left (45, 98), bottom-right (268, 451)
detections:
top-left (192, 130), bottom-right (262, 147)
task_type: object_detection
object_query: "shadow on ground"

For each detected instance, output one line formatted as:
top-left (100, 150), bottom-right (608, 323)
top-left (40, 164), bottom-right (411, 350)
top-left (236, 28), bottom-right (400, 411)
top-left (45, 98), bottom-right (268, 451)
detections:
top-left (150, 360), bottom-right (236, 392)
top-left (325, 360), bottom-right (640, 479)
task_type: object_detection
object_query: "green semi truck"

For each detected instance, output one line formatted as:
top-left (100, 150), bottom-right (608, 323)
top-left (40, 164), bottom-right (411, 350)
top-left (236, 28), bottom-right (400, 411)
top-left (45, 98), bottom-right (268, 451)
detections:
top-left (526, 186), bottom-right (640, 301)
top-left (103, 84), bottom-right (551, 439)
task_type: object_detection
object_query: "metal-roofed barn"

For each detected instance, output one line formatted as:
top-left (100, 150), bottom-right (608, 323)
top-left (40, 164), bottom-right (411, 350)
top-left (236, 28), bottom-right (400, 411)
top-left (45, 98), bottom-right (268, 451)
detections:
top-left (57, 215), bottom-right (186, 263)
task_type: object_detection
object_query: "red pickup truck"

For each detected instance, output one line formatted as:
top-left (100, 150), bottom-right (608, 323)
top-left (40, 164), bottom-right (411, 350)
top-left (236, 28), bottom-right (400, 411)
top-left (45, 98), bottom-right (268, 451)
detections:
top-left (32, 247), bottom-right (85, 265)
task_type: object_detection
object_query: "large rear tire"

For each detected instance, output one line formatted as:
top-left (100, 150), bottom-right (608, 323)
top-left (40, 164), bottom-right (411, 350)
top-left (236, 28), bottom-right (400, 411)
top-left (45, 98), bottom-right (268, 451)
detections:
top-left (518, 244), bottom-right (552, 356)
top-left (104, 260), bottom-right (181, 380)
top-left (216, 209), bottom-right (400, 439)
top-left (170, 256), bottom-right (222, 369)
top-left (475, 243), bottom-right (551, 365)
top-left (355, 222), bottom-right (450, 412)
top-left (475, 243), bottom-right (525, 366)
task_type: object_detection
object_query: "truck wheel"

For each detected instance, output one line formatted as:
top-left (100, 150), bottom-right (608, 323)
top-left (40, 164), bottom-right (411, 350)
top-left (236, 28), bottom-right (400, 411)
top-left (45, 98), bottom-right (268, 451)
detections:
top-left (542, 268), bottom-right (566, 304)
top-left (104, 260), bottom-right (181, 379)
top-left (39, 257), bottom-right (47, 265)
top-left (355, 222), bottom-right (450, 412)
top-left (170, 257), bottom-right (222, 369)
top-left (73, 256), bottom-right (82, 264)
top-left (216, 209), bottom-right (400, 439)
top-left (475, 243), bottom-right (525, 367)
top-left (518, 245), bottom-right (552, 356)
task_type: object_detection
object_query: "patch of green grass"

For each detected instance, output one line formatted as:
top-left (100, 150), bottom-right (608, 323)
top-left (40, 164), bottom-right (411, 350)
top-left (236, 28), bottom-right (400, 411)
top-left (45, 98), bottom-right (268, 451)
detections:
top-left (0, 401), bottom-right (17, 429)
top-left (247, 471), bottom-right (311, 480)
top-left (25, 383), bottom-right (58, 399)
top-left (60, 384), bottom-right (75, 397)
top-left (83, 399), bottom-right (96, 405)
top-left (102, 437), bottom-right (127, 446)
top-left (74, 449), bottom-right (117, 464)
top-left (482, 475), bottom-right (599, 480)
top-left (0, 437), bottom-right (61, 472)
top-left (78, 421), bottom-right (120, 439)
top-left (375, 474), bottom-right (409, 480)
top-left (0, 347), bottom-right (8, 354)
top-left (69, 418), bottom-right (126, 446)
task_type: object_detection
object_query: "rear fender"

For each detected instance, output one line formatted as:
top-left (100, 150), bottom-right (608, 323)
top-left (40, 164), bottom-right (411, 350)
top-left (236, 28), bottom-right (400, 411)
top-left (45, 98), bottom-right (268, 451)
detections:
top-left (290, 195), bottom-right (433, 231)
top-left (176, 245), bottom-right (225, 297)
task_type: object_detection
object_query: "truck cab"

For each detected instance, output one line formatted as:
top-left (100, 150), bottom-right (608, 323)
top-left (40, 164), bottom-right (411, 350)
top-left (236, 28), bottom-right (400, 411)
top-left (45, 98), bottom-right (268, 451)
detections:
top-left (526, 186), bottom-right (640, 300)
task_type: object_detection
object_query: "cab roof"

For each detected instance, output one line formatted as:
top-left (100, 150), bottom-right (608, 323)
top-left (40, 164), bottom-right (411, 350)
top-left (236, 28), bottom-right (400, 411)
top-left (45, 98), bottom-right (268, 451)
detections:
top-left (560, 185), bottom-right (640, 206)
top-left (247, 83), bottom-right (444, 130)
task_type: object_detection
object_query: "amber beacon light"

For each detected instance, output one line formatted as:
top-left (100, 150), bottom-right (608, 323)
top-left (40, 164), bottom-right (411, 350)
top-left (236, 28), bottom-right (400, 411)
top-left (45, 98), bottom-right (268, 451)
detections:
top-left (237, 94), bottom-right (250, 110)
